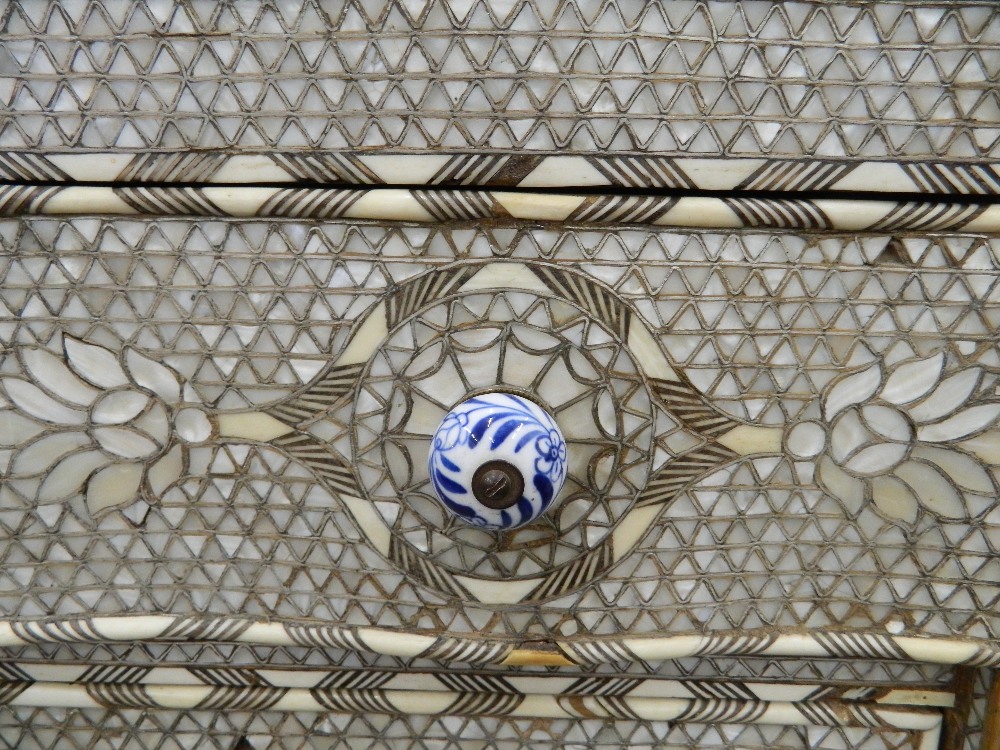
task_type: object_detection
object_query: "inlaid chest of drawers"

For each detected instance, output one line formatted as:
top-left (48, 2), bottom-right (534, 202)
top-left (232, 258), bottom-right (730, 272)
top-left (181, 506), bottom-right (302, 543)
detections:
top-left (0, 2), bottom-right (999, 748)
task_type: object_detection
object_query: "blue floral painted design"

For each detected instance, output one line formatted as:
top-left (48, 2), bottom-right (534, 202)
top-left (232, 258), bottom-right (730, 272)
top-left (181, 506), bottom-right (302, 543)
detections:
top-left (535, 429), bottom-right (567, 479)
top-left (428, 393), bottom-right (567, 530)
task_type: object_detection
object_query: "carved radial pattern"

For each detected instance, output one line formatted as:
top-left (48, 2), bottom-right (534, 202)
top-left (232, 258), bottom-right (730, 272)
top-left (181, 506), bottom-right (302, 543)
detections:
top-left (352, 291), bottom-right (654, 581)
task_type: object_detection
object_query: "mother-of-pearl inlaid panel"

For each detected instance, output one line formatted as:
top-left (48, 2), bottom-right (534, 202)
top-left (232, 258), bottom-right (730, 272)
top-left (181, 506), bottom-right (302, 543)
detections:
top-left (2, 1), bottom-right (998, 747)
top-left (0, 213), bottom-right (998, 662)
top-left (1, 0), bottom-right (998, 194)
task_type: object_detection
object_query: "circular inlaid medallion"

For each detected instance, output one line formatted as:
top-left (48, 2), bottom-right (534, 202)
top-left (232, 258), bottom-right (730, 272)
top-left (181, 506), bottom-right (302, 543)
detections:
top-left (351, 290), bottom-right (655, 583)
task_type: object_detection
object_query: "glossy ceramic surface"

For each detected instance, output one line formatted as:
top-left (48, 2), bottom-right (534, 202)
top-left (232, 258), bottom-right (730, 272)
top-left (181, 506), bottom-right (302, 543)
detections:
top-left (428, 393), bottom-right (567, 530)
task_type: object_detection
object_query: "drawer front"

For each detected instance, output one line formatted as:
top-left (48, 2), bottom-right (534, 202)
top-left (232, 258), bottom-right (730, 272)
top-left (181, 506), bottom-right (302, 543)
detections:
top-left (0, 707), bottom-right (947, 750)
top-left (0, 642), bottom-right (961, 750)
top-left (1, 1), bottom-right (998, 193)
top-left (1, 198), bottom-right (999, 669)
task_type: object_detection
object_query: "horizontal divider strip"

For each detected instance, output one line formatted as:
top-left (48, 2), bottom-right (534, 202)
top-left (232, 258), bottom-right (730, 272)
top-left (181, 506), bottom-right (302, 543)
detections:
top-left (1, 152), bottom-right (998, 201)
top-left (0, 617), bottom-right (997, 670)
top-left (0, 681), bottom-right (944, 729)
top-left (0, 184), bottom-right (997, 233)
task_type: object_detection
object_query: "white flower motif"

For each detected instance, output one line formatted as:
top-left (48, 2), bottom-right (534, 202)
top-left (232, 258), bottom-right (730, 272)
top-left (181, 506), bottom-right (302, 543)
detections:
top-left (816, 352), bottom-right (1000, 524)
top-left (0, 336), bottom-right (212, 517)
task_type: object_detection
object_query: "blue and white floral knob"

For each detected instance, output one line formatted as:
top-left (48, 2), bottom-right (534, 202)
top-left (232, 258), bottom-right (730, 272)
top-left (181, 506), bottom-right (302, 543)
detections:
top-left (428, 393), bottom-right (567, 530)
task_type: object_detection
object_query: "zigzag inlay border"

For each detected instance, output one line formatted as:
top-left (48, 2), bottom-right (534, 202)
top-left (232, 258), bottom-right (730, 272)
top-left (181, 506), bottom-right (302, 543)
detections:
top-left (0, 617), bottom-right (994, 670)
top-left (0, 679), bottom-right (945, 732)
top-left (0, 185), bottom-right (994, 232)
top-left (3, 152), bottom-right (998, 196)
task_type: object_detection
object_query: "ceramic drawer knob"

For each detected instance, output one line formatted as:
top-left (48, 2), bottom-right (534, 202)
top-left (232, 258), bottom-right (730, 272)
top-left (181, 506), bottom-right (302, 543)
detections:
top-left (428, 393), bottom-right (567, 530)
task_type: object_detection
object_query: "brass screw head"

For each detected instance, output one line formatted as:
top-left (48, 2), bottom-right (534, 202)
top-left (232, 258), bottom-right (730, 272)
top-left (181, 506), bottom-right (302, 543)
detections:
top-left (471, 460), bottom-right (524, 510)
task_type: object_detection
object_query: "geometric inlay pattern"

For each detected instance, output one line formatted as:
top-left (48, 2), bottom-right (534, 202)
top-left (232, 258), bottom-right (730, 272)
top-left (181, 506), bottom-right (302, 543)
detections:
top-left (1, 215), bottom-right (999, 659)
top-left (2, 2), bottom-right (997, 744)
top-left (352, 289), bottom-right (657, 591)
top-left (0, 705), bottom-right (939, 750)
top-left (0, 1), bottom-right (998, 193)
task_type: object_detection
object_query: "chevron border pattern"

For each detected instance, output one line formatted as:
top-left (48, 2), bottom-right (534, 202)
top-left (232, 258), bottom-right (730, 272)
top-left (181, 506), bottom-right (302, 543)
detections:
top-left (0, 185), bottom-right (995, 233)
top-left (0, 615), bottom-right (997, 668)
top-left (2, 152), bottom-right (999, 195)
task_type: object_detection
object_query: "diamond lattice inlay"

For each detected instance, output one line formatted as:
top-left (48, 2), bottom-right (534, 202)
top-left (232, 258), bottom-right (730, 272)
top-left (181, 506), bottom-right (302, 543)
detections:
top-left (1, 216), bottom-right (999, 655)
top-left (0, 1), bottom-right (997, 190)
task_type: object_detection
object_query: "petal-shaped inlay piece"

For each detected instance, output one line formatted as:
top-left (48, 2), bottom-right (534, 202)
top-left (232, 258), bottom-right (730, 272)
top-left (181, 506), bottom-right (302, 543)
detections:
top-left (37, 450), bottom-right (109, 503)
top-left (844, 443), bottom-right (908, 476)
top-left (830, 408), bottom-right (868, 463)
top-left (958, 431), bottom-right (1000, 465)
top-left (815, 456), bottom-right (865, 514)
top-left (895, 461), bottom-right (965, 520)
top-left (132, 402), bottom-right (170, 446)
top-left (2, 378), bottom-right (87, 425)
top-left (872, 475), bottom-right (918, 524)
top-left (907, 368), bottom-right (981, 423)
top-left (64, 337), bottom-right (129, 389)
top-left (880, 353), bottom-right (945, 406)
top-left (917, 404), bottom-right (1000, 443)
top-left (823, 363), bottom-right (881, 420)
top-left (86, 462), bottom-right (144, 515)
top-left (20, 348), bottom-right (101, 407)
top-left (93, 427), bottom-right (159, 459)
top-left (92, 390), bottom-right (150, 425)
top-left (912, 445), bottom-right (995, 495)
top-left (11, 431), bottom-right (90, 476)
top-left (124, 348), bottom-right (182, 403)
top-left (147, 444), bottom-right (184, 495)
top-left (0, 410), bottom-right (46, 447)
top-left (860, 404), bottom-right (913, 443)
